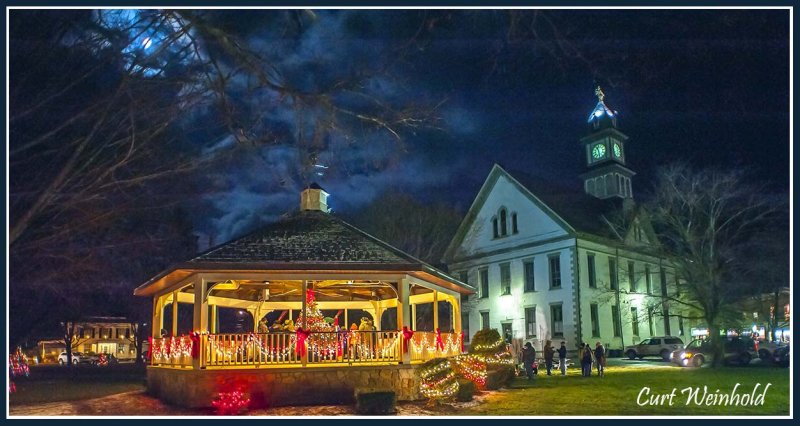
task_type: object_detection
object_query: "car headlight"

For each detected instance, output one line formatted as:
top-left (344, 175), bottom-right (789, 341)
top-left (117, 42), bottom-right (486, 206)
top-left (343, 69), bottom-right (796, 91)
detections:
top-left (680, 352), bottom-right (692, 359)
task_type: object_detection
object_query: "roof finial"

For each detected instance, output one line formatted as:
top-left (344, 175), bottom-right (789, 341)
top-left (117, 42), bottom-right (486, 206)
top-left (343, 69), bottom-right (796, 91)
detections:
top-left (595, 85), bottom-right (605, 102)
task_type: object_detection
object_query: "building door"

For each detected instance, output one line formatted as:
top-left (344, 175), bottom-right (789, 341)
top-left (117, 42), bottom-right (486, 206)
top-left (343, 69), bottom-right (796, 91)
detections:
top-left (97, 343), bottom-right (117, 355)
top-left (502, 322), bottom-right (513, 343)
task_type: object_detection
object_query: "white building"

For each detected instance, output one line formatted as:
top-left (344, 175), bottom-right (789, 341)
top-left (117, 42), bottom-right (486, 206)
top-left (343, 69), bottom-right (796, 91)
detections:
top-left (444, 88), bottom-right (687, 353)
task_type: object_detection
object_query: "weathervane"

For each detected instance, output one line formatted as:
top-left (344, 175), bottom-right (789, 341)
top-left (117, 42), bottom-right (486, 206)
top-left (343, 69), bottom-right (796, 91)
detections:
top-left (595, 85), bottom-right (605, 102)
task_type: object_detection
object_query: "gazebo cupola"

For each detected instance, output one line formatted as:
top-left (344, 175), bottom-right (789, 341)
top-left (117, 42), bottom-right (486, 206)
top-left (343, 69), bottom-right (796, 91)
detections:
top-left (300, 183), bottom-right (330, 213)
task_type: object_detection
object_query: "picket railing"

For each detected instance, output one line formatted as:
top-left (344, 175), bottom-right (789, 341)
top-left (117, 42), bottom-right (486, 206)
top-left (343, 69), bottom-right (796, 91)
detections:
top-left (151, 330), bottom-right (460, 368)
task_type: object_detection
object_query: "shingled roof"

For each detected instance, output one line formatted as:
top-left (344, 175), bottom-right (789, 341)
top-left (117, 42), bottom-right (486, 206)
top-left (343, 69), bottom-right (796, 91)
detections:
top-left (191, 210), bottom-right (420, 265)
top-left (506, 169), bottom-right (623, 238)
top-left (135, 209), bottom-right (475, 297)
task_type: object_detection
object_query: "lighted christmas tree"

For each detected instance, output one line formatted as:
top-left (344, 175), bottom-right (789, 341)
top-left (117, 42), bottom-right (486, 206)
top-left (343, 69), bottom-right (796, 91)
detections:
top-left (294, 289), bottom-right (337, 359)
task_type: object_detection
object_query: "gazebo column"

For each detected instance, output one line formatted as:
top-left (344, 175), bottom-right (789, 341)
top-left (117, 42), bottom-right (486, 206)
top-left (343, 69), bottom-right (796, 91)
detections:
top-left (210, 305), bottom-right (217, 333)
top-left (433, 290), bottom-right (439, 331)
top-left (397, 279), bottom-right (411, 364)
top-left (411, 304), bottom-right (417, 331)
top-left (192, 278), bottom-right (208, 369)
top-left (301, 280), bottom-right (308, 366)
top-left (454, 297), bottom-right (462, 335)
top-left (152, 296), bottom-right (165, 338)
top-left (171, 291), bottom-right (179, 337)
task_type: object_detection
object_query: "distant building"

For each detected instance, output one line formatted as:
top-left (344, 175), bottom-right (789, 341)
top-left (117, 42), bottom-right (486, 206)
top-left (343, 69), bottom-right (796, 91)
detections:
top-left (37, 316), bottom-right (142, 362)
top-left (444, 88), bottom-right (691, 354)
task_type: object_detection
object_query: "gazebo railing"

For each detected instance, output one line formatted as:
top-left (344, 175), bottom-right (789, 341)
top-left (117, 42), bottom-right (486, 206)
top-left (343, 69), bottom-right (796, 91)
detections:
top-left (409, 331), bottom-right (462, 362)
top-left (149, 335), bottom-right (194, 367)
top-left (151, 330), bottom-right (462, 368)
top-left (204, 330), bottom-right (402, 367)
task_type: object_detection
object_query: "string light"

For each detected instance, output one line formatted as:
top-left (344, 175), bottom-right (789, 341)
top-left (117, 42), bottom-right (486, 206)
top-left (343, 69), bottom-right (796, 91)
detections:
top-left (453, 354), bottom-right (487, 387)
top-left (420, 359), bottom-right (459, 400)
top-left (211, 390), bottom-right (250, 415)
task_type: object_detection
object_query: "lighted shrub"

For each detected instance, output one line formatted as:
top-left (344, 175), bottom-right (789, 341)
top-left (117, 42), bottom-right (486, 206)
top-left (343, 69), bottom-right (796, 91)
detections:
top-left (419, 358), bottom-right (459, 400)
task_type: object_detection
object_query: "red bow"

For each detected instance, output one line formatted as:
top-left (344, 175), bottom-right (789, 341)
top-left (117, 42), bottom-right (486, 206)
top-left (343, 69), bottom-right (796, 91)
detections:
top-left (147, 336), bottom-right (153, 360)
top-left (402, 326), bottom-right (414, 353)
top-left (190, 332), bottom-right (201, 359)
top-left (460, 331), bottom-right (465, 353)
top-left (295, 328), bottom-right (312, 356)
top-left (435, 328), bottom-right (445, 351)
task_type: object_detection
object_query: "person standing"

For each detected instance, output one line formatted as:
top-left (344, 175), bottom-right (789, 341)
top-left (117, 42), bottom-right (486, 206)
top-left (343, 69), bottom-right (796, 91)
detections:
top-left (543, 340), bottom-right (554, 376)
top-left (594, 342), bottom-right (606, 377)
top-left (581, 342), bottom-right (593, 377)
top-left (558, 341), bottom-right (568, 376)
top-left (521, 342), bottom-right (537, 380)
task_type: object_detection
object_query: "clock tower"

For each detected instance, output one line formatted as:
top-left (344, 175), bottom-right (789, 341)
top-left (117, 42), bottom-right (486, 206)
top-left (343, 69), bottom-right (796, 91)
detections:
top-left (580, 86), bottom-right (635, 199)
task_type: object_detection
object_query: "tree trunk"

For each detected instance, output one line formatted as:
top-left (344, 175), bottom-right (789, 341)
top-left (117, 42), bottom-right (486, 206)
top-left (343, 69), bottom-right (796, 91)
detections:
top-left (707, 322), bottom-right (723, 368)
top-left (771, 288), bottom-right (780, 342)
top-left (62, 322), bottom-right (74, 369)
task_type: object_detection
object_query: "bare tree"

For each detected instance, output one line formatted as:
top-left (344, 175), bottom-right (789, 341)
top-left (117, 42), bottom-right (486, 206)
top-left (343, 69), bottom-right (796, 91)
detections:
top-left (347, 192), bottom-right (462, 264)
top-left (645, 163), bottom-right (776, 367)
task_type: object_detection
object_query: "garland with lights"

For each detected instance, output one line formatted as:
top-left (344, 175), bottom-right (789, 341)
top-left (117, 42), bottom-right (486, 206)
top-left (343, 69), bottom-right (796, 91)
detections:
top-left (211, 390), bottom-right (250, 415)
top-left (419, 358), bottom-right (459, 400)
top-left (453, 354), bottom-right (487, 387)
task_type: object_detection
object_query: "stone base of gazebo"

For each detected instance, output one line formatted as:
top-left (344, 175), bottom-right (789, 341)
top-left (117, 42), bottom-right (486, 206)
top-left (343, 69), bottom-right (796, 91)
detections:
top-left (147, 364), bottom-right (422, 408)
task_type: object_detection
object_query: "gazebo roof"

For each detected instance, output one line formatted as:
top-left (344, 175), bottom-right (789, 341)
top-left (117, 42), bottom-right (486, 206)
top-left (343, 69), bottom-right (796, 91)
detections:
top-left (135, 210), bottom-right (474, 297)
top-left (192, 210), bottom-right (417, 264)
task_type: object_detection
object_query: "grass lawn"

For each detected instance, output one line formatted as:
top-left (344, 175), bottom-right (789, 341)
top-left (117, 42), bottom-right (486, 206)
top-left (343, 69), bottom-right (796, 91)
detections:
top-left (9, 363), bottom-right (147, 406)
top-left (9, 381), bottom-right (145, 405)
top-left (462, 365), bottom-right (790, 416)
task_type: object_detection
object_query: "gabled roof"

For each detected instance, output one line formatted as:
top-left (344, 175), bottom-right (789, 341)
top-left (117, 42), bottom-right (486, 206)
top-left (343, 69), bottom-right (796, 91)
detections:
top-left (135, 210), bottom-right (474, 296)
top-left (444, 164), bottom-right (641, 263)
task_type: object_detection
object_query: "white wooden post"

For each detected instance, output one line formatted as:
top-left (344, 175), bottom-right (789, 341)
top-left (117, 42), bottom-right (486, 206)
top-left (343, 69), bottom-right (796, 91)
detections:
top-left (398, 279), bottom-right (411, 363)
top-left (433, 290), bottom-right (439, 331)
top-left (192, 278), bottom-right (208, 369)
top-left (210, 305), bottom-right (217, 334)
top-left (152, 296), bottom-right (164, 338)
top-left (301, 280), bottom-right (308, 366)
top-left (171, 291), bottom-right (179, 336)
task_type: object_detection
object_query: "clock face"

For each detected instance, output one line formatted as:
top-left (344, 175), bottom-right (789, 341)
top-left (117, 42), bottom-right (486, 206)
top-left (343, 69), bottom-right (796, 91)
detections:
top-left (591, 144), bottom-right (606, 159)
top-left (613, 143), bottom-right (622, 158)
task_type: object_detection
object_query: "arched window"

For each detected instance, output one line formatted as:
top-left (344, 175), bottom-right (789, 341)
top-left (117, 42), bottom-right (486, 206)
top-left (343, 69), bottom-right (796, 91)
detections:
top-left (587, 179), bottom-right (595, 196)
top-left (499, 208), bottom-right (508, 236)
top-left (512, 213), bottom-right (518, 234)
top-left (492, 217), bottom-right (499, 238)
top-left (605, 175), bottom-right (613, 195)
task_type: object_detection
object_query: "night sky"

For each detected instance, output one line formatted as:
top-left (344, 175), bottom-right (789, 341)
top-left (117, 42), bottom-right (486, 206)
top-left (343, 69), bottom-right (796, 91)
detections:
top-left (12, 9), bottom-right (792, 247)
top-left (184, 9), bottom-right (789, 246)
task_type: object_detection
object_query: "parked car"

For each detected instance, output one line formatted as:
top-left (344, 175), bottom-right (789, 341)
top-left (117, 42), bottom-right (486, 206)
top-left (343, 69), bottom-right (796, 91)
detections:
top-left (671, 337), bottom-right (756, 367)
top-left (58, 351), bottom-right (83, 365)
top-left (624, 336), bottom-right (685, 361)
top-left (754, 340), bottom-right (782, 361)
top-left (58, 351), bottom-right (100, 365)
top-left (771, 345), bottom-right (789, 368)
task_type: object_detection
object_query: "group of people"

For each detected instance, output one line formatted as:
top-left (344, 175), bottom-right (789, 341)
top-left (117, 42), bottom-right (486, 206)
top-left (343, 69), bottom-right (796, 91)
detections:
top-left (579, 342), bottom-right (606, 377)
top-left (518, 340), bottom-right (606, 379)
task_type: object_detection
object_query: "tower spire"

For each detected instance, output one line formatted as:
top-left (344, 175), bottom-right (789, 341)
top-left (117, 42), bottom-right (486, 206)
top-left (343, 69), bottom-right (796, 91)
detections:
top-left (595, 85), bottom-right (605, 102)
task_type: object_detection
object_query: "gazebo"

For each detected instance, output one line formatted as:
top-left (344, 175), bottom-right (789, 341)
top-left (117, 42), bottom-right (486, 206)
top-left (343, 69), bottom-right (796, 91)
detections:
top-left (134, 185), bottom-right (474, 407)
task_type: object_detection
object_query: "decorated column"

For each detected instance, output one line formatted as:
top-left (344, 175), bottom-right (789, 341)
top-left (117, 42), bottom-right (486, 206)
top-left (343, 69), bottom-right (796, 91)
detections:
top-left (397, 278), bottom-right (412, 363)
top-left (192, 278), bottom-right (208, 369)
top-left (171, 291), bottom-right (179, 337)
